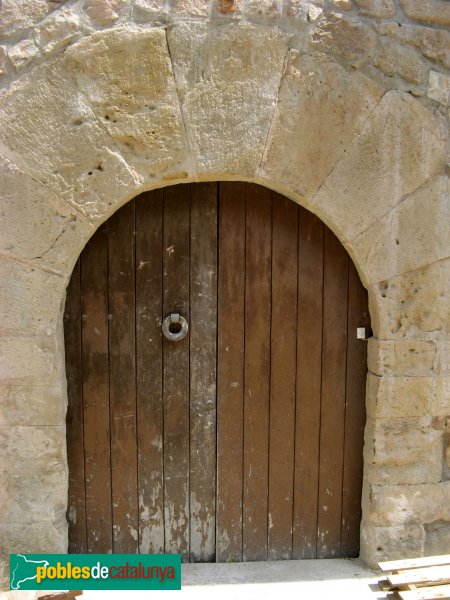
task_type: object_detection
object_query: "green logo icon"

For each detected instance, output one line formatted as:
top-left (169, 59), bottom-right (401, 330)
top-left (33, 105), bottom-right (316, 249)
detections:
top-left (10, 554), bottom-right (181, 590)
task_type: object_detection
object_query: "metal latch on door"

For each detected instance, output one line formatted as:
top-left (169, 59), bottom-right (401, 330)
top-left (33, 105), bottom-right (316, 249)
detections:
top-left (162, 313), bottom-right (189, 342)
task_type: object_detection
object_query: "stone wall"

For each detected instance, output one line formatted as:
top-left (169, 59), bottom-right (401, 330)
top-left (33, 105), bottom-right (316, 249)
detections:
top-left (0, 0), bottom-right (449, 591)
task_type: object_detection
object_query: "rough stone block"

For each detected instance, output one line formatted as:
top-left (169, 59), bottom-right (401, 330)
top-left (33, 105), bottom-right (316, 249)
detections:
top-left (366, 374), bottom-right (450, 419)
top-left (260, 52), bottom-right (383, 199)
top-left (83, 0), bottom-right (127, 25)
top-left (312, 13), bottom-right (377, 68)
top-left (377, 23), bottom-right (450, 71)
top-left (0, 59), bottom-right (141, 221)
top-left (239, 0), bottom-right (283, 19)
top-left (66, 27), bottom-right (191, 184)
top-left (133, 0), bottom-right (168, 22)
top-left (167, 22), bottom-right (289, 178)
top-left (360, 523), bottom-right (424, 568)
top-left (368, 259), bottom-right (450, 339)
top-left (374, 42), bottom-right (428, 84)
top-left (425, 520), bottom-right (450, 555)
top-left (368, 339), bottom-right (440, 377)
top-left (364, 416), bottom-right (444, 484)
top-left (35, 7), bottom-right (81, 56)
top-left (368, 483), bottom-right (450, 527)
top-left (428, 71), bottom-right (450, 105)
top-left (172, 0), bottom-right (211, 16)
top-left (0, 335), bottom-right (62, 386)
top-left (0, 154), bottom-right (94, 274)
top-left (312, 92), bottom-right (447, 242)
top-left (0, 0), bottom-right (53, 40)
top-left (7, 40), bottom-right (39, 71)
top-left (0, 258), bottom-right (66, 336)
top-left (0, 520), bottom-right (67, 555)
top-left (0, 426), bottom-right (65, 471)
top-left (0, 386), bottom-right (65, 427)
top-left (400, 0), bottom-right (450, 26)
top-left (352, 177), bottom-right (450, 284)
top-left (355, 0), bottom-right (396, 17)
top-left (0, 466), bottom-right (67, 524)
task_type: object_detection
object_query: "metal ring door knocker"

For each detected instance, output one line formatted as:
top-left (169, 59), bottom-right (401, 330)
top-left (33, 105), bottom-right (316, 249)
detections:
top-left (162, 313), bottom-right (189, 342)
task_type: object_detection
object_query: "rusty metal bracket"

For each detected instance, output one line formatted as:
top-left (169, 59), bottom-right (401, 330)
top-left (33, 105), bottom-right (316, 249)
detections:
top-left (220, 0), bottom-right (237, 13)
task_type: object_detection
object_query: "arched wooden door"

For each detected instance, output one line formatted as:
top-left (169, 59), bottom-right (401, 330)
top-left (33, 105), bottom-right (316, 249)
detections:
top-left (65, 182), bottom-right (370, 562)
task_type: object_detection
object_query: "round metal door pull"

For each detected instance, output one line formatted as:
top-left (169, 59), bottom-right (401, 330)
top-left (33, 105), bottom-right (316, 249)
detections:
top-left (162, 313), bottom-right (189, 341)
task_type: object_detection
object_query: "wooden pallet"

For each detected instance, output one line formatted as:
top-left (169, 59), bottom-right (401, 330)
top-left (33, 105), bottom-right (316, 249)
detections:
top-left (379, 555), bottom-right (450, 600)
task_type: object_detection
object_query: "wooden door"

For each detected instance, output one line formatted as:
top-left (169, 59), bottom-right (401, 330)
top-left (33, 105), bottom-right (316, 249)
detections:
top-left (65, 182), bottom-right (369, 562)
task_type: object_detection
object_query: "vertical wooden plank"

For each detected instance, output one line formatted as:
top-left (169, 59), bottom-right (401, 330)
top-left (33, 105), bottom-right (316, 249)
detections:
top-left (293, 209), bottom-right (324, 559)
top-left (135, 190), bottom-right (164, 554)
top-left (80, 226), bottom-right (112, 553)
top-left (268, 193), bottom-right (298, 560)
top-left (108, 201), bottom-right (138, 553)
top-left (317, 228), bottom-right (349, 558)
top-left (242, 184), bottom-right (271, 562)
top-left (216, 182), bottom-right (245, 562)
top-left (341, 261), bottom-right (368, 557)
top-left (189, 183), bottom-right (218, 562)
top-left (65, 259), bottom-right (87, 554)
top-left (163, 184), bottom-right (190, 560)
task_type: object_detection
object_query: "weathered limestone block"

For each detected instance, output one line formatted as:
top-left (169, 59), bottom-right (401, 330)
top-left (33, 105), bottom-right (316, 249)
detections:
top-left (374, 42), bottom-right (428, 84)
top-left (366, 374), bottom-right (449, 418)
top-left (364, 416), bottom-right (444, 484)
top-left (355, 0), bottom-right (396, 17)
top-left (312, 13), bottom-right (376, 67)
top-left (368, 259), bottom-right (450, 339)
top-left (0, 154), bottom-right (94, 273)
top-left (312, 92), bottom-right (447, 243)
top-left (65, 27), bottom-right (191, 184)
top-left (260, 52), bottom-right (383, 199)
top-left (133, 0), bottom-right (168, 22)
top-left (0, 467), bottom-right (67, 524)
top-left (83, 0), bottom-right (127, 25)
top-left (361, 523), bottom-right (424, 567)
top-left (172, 0), bottom-right (211, 16)
top-left (239, 0), bottom-right (283, 19)
top-left (428, 71), bottom-right (450, 105)
top-left (0, 520), bottom-right (67, 554)
top-left (0, 336), bottom-right (61, 386)
top-left (368, 482), bottom-right (450, 527)
top-left (0, 0), bottom-right (54, 40)
top-left (167, 22), bottom-right (289, 178)
top-left (288, 0), bottom-right (353, 13)
top-left (368, 338), bottom-right (442, 377)
top-left (400, 0), bottom-right (450, 27)
top-left (425, 520), bottom-right (450, 555)
top-left (352, 177), bottom-right (450, 284)
top-left (0, 258), bottom-right (66, 337)
top-left (0, 385), bottom-right (65, 426)
top-left (0, 59), bottom-right (141, 220)
top-left (35, 7), bottom-right (81, 56)
top-left (0, 426), bottom-right (65, 471)
top-left (7, 40), bottom-right (39, 71)
top-left (377, 23), bottom-right (450, 71)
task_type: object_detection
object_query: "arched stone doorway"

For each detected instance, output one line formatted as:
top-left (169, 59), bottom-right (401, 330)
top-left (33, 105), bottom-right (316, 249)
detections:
top-left (64, 182), bottom-right (370, 561)
top-left (0, 3), bottom-right (448, 585)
